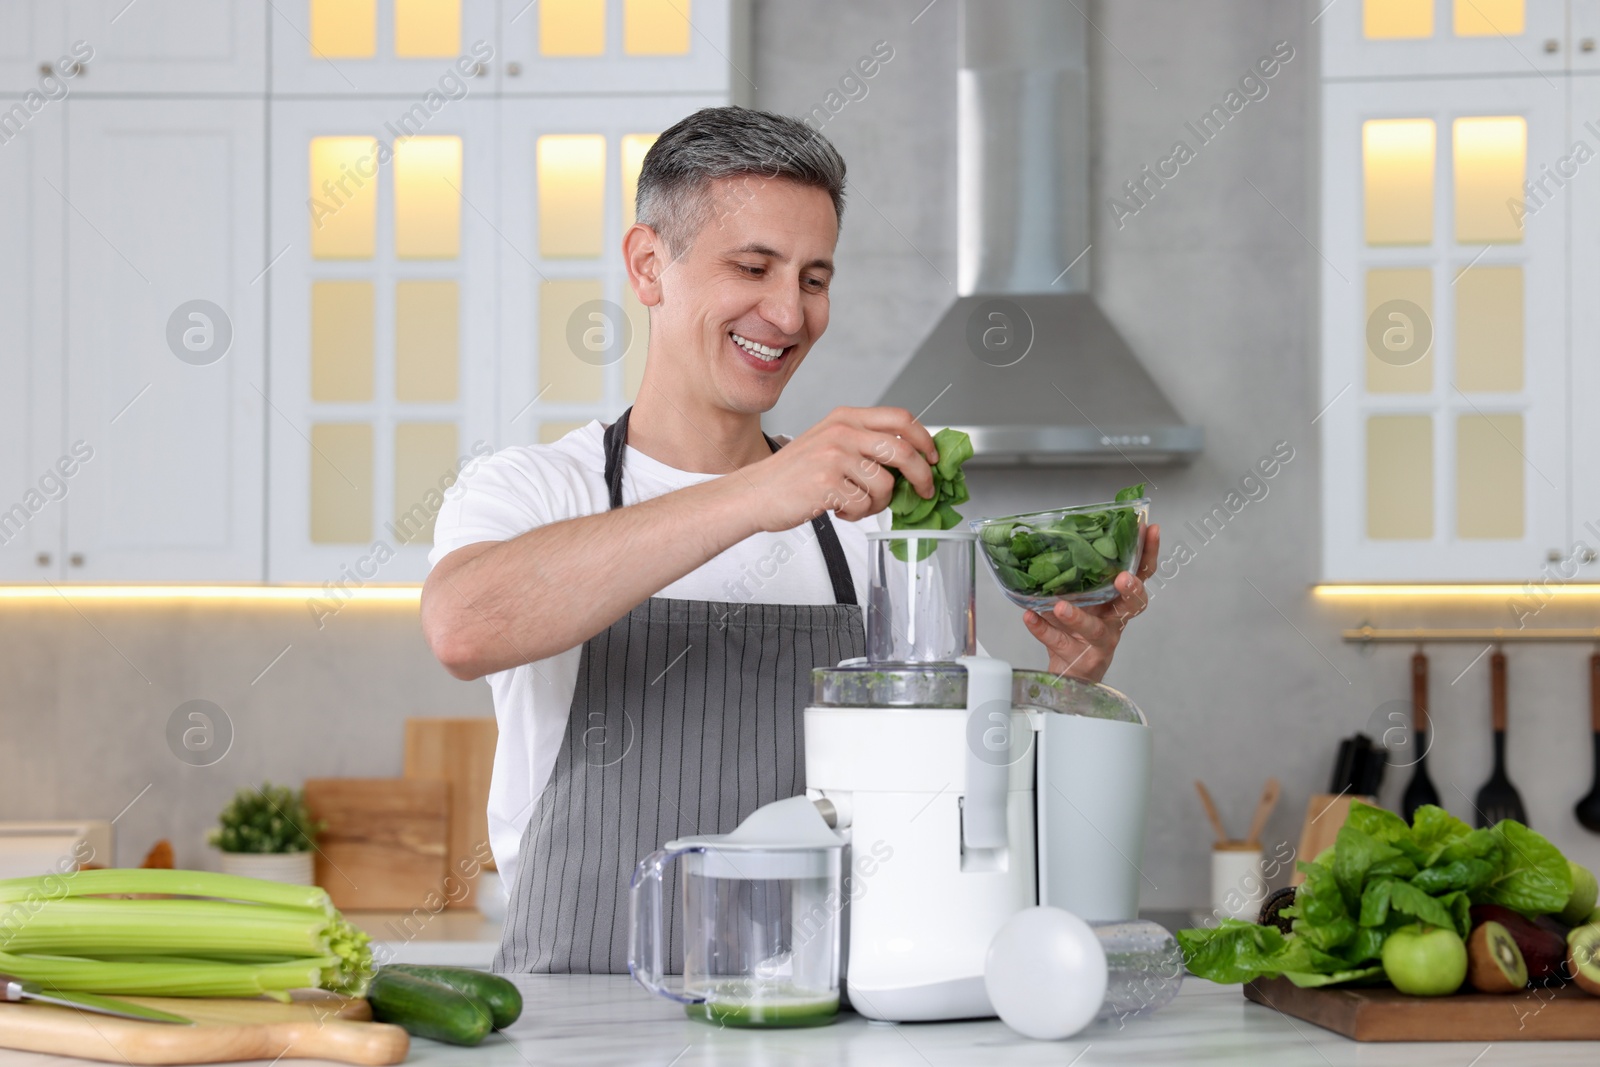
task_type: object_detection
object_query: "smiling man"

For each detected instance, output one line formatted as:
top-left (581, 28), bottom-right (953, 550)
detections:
top-left (421, 107), bottom-right (1159, 975)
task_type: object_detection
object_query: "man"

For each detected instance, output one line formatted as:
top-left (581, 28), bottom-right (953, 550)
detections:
top-left (422, 107), bottom-right (1159, 974)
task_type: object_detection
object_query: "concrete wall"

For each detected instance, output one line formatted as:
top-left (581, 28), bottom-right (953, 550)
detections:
top-left (4, 0), bottom-right (1598, 907)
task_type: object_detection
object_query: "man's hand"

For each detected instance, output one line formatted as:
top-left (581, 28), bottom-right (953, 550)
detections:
top-left (743, 406), bottom-right (939, 530)
top-left (1022, 523), bottom-right (1159, 684)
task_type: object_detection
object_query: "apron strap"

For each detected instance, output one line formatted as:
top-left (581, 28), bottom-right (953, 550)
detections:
top-left (602, 407), bottom-right (858, 607)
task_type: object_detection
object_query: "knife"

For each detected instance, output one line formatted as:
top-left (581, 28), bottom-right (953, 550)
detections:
top-left (1, 974), bottom-right (193, 1025)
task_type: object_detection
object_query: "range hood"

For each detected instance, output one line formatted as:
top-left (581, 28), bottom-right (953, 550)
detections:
top-left (877, 0), bottom-right (1202, 465)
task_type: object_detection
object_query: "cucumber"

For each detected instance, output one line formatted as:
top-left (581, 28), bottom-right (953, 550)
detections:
top-left (367, 968), bottom-right (493, 1046)
top-left (384, 964), bottom-right (523, 1030)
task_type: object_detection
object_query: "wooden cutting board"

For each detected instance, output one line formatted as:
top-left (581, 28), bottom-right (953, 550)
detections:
top-left (1246, 976), bottom-right (1600, 1040)
top-left (404, 717), bottom-right (497, 909)
top-left (0, 991), bottom-right (407, 1065)
top-left (303, 777), bottom-right (449, 911)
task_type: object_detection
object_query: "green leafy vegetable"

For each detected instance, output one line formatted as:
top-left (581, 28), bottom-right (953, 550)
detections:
top-left (977, 483), bottom-right (1147, 597)
top-left (886, 428), bottom-right (974, 561)
top-left (1177, 802), bottom-right (1576, 990)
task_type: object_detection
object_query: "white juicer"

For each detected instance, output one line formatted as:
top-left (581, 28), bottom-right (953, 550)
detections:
top-left (804, 529), bottom-right (1152, 1022)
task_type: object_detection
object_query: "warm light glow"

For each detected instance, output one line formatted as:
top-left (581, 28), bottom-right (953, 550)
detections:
top-left (1455, 0), bottom-right (1524, 36)
top-left (1454, 116), bottom-right (1525, 244)
top-left (1316, 584), bottom-right (1600, 598)
top-left (394, 136), bottom-right (463, 259)
top-left (537, 134), bottom-right (606, 258)
top-left (621, 133), bottom-right (657, 230)
top-left (310, 137), bottom-right (379, 259)
top-left (311, 280), bottom-right (375, 401)
top-left (395, 280), bottom-right (459, 401)
top-left (625, 0), bottom-right (691, 55)
top-left (540, 278), bottom-right (604, 402)
top-left (542, 0), bottom-right (605, 56)
top-left (0, 586), bottom-right (421, 602)
top-left (1365, 0), bottom-right (1433, 38)
top-left (395, 0), bottom-right (461, 57)
top-left (1364, 119), bottom-right (1435, 246)
top-left (311, 0), bottom-right (377, 58)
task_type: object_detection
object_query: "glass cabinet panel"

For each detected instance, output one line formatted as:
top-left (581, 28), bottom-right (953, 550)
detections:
top-left (310, 136), bottom-right (379, 259)
top-left (1453, 0), bottom-right (1524, 36)
top-left (1365, 0), bottom-right (1433, 39)
top-left (1366, 415), bottom-right (1434, 539)
top-left (1456, 413), bottom-right (1525, 539)
top-left (542, 0), bottom-right (606, 56)
top-left (625, 0), bottom-right (692, 55)
top-left (540, 278), bottom-right (605, 402)
top-left (311, 0), bottom-right (377, 58)
top-left (621, 132), bottom-right (657, 229)
top-left (311, 280), bottom-right (375, 402)
top-left (1364, 119), bottom-right (1435, 246)
top-left (538, 134), bottom-right (606, 257)
top-left (394, 136), bottom-right (463, 259)
top-left (394, 422), bottom-right (459, 544)
top-left (395, 0), bottom-right (461, 57)
top-left (1453, 116), bottom-right (1525, 245)
top-left (310, 423), bottom-right (374, 543)
top-left (1455, 265), bottom-right (1523, 392)
top-left (1364, 267), bottom-right (1433, 393)
top-left (395, 280), bottom-right (460, 402)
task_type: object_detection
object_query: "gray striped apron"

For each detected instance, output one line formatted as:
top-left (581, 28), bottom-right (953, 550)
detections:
top-left (494, 407), bottom-right (866, 974)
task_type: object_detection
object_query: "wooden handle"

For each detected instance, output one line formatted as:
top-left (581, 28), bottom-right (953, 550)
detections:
top-left (1491, 649), bottom-right (1508, 733)
top-left (1194, 780), bottom-right (1228, 843)
top-left (270, 1019), bottom-right (411, 1066)
top-left (1591, 653), bottom-right (1600, 734)
top-left (1246, 777), bottom-right (1281, 845)
top-left (1411, 651), bottom-right (1429, 733)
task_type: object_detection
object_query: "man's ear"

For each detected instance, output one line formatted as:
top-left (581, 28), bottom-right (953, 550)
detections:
top-left (622, 223), bottom-right (667, 308)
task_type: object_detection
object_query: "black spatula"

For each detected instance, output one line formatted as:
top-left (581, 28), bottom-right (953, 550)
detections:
top-left (1474, 649), bottom-right (1527, 828)
top-left (1401, 650), bottom-right (1440, 821)
top-left (1575, 654), bottom-right (1600, 832)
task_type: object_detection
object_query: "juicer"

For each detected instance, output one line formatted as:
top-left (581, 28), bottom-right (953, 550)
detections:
top-left (805, 529), bottom-right (1152, 1022)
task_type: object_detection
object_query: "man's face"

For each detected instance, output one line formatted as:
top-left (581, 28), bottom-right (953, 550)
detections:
top-left (647, 176), bottom-right (837, 415)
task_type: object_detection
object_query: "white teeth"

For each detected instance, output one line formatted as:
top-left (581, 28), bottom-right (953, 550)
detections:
top-left (731, 332), bottom-right (785, 361)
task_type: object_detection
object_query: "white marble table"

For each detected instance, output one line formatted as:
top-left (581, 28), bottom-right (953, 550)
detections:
top-left (2, 978), bottom-right (1596, 1066)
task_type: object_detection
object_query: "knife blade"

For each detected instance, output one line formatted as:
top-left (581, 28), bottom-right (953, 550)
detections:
top-left (1, 975), bottom-right (193, 1025)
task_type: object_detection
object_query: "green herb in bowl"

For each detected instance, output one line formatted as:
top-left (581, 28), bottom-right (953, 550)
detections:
top-left (971, 484), bottom-right (1148, 607)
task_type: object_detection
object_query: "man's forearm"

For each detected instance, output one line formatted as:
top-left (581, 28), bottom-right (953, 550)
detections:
top-left (422, 475), bottom-right (762, 679)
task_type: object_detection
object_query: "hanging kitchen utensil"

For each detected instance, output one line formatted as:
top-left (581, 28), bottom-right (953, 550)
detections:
top-left (1193, 780), bottom-right (1228, 844)
top-left (1474, 649), bottom-right (1527, 828)
top-left (1574, 653), bottom-right (1600, 832)
top-left (1400, 650), bottom-right (1440, 822)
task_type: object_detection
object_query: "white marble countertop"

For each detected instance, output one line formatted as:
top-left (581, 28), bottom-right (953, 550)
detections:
top-left (344, 910), bottom-right (501, 969)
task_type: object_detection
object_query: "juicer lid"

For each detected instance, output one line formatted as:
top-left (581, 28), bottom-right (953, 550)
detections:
top-left (665, 795), bottom-right (844, 854)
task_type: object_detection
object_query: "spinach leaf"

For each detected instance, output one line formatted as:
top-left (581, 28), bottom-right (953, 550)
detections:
top-left (1474, 820), bottom-right (1571, 916)
top-left (979, 483), bottom-right (1146, 597)
top-left (886, 428), bottom-right (974, 561)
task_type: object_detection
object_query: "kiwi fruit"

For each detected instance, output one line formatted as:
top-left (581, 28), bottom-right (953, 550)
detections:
top-left (1567, 924), bottom-right (1600, 996)
top-left (1258, 886), bottom-right (1296, 935)
top-left (1467, 921), bottom-right (1528, 993)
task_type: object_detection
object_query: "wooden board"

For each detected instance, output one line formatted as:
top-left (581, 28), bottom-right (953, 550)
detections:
top-left (303, 778), bottom-right (449, 911)
top-left (0, 991), bottom-right (407, 1065)
top-left (1290, 794), bottom-right (1375, 886)
top-left (1246, 976), bottom-right (1600, 1041)
top-left (404, 717), bottom-right (497, 908)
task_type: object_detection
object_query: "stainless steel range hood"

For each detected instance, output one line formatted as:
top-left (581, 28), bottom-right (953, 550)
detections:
top-left (878, 0), bottom-right (1201, 466)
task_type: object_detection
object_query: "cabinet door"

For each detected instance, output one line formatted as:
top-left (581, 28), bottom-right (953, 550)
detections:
top-left (1320, 78), bottom-right (1568, 581)
top-left (1566, 75), bottom-right (1600, 574)
top-left (500, 0), bottom-right (741, 96)
top-left (267, 98), bottom-right (496, 583)
top-left (271, 0), bottom-right (498, 95)
top-left (0, 95), bottom-right (64, 582)
top-left (497, 95), bottom-right (721, 447)
top-left (63, 99), bottom-right (265, 581)
top-left (0, 3), bottom-right (68, 95)
top-left (63, 0), bottom-right (266, 93)
top-left (1321, 0), bottom-right (1565, 79)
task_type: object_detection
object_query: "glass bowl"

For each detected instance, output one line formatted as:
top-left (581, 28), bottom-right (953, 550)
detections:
top-left (970, 497), bottom-right (1150, 610)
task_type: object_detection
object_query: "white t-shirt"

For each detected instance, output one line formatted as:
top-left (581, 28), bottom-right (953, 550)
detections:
top-left (428, 421), bottom-right (885, 892)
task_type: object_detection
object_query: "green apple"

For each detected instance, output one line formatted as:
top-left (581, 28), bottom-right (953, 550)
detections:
top-left (1382, 924), bottom-right (1467, 997)
top-left (1560, 863), bottom-right (1599, 927)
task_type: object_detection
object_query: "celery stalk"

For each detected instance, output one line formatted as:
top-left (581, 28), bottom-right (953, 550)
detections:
top-left (0, 948), bottom-right (324, 997)
top-left (1, 899), bottom-right (333, 956)
top-left (0, 869), bottom-right (334, 912)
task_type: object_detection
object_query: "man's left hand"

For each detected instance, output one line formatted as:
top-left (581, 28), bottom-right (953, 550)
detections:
top-left (1021, 523), bottom-right (1159, 684)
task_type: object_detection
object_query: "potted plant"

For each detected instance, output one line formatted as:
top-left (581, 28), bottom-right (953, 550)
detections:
top-left (209, 782), bottom-right (323, 885)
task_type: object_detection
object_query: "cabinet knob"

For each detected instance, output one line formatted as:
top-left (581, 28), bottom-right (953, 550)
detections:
top-left (37, 62), bottom-right (51, 76)
top-left (1545, 38), bottom-right (1561, 53)
top-left (506, 61), bottom-right (523, 77)
top-left (469, 61), bottom-right (488, 77)
top-left (1584, 38), bottom-right (1597, 53)
top-left (1549, 548), bottom-right (1564, 562)
top-left (69, 552), bottom-right (84, 567)
top-left (1585, 548), bottom-right (1599, 564)
top-left (35, 552), bottom-right (51, 567)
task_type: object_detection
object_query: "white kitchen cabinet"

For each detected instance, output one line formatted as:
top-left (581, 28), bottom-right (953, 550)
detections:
top-left (270, 0), bottom-right (498, 97)
top-left (0, 2), bottom-right (68, 95)
top-left (499, 0), bottom-right (745, 98)
top-left (1321, 0), bottom-right (1567, 79)
top-left (266, 98), bottom-right (497, 583)
top-left (497, 94), bottom-right (721, 447)
top-left (62, 98), bottom-right (265, 581)
top-left (63, 0), bottom-right (266, 94)
top-left (1562, 75), bottom-right (1600, 569)
top-left (0, 96), bottom-right (64, 582)
top-left (1319, 77), bottom-right (1570, 582)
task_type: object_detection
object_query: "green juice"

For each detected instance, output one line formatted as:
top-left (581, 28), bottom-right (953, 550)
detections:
top-left (684, 989), bottom-right (839, 1028)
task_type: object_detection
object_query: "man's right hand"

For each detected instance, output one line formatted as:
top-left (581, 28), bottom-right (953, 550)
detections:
top-left (741, 406), bottom-right (940, 531)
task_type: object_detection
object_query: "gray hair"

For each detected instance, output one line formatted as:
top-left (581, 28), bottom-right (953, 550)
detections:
top-left (635, 106), bottom-right (847, 255)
